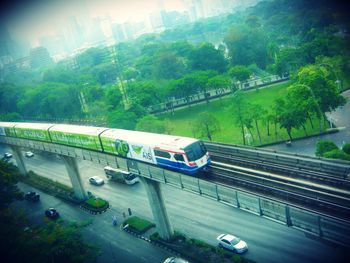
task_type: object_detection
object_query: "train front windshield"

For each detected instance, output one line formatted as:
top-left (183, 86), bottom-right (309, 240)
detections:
top-left (185, 141), bottom-right (207, 161)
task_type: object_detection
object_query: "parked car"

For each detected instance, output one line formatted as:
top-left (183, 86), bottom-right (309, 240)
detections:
top-left (89, 176), bottom-right (104, 186)
top-left (163, 257), bottom-right (189, 263)
top-left (24, 191), bottom-right (40, 202)
top-left (45, 208), bottom-right (59, 219)
top-left (216, 234), bottom-right (248, 253)
top-left (25, 151), bottom-right (34, 157)
top-left (4, 152), bottom-right (12, 159)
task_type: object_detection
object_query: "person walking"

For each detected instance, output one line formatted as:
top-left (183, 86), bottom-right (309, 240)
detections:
top-left (112, 215), bottom-right (118, 226)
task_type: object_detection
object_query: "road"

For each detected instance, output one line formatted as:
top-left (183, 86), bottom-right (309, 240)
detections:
top-left (263, 89), bottom-right (350, 156)
top-left (2, 145), bottom-right (349, 263)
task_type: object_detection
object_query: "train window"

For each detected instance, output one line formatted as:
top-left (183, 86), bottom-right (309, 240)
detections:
top-left (174, 154), bottom-right (184, 162)
top-left (185, 141), bottom-right (207, 161)
top-left (154, 150), bottom-right (171, 159)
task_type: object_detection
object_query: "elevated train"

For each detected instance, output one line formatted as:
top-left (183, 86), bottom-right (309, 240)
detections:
top-left (0, 122), bottom-right (211, 174)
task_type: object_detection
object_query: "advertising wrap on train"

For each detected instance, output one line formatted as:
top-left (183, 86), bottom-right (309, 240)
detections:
top-left (128, 143), bottom-right (156, 164)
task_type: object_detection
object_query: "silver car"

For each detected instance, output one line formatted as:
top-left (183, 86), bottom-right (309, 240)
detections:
top-left (25, 151), bottom-right (34, 157)
top-left (216, 234), bottom-right (248, 253)
top-left (163, 257), bottom-right (189, 263)
top-left (89, 176), bottom-right (104, 186)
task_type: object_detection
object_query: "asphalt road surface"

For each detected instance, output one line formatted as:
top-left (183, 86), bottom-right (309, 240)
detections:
top-left (2, 145), bottom-right (349, 263)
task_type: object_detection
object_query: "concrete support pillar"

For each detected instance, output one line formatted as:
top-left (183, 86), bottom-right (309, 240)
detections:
top-left (10, 145), bottom-right (27, 175)
top-left (61, 155), bottom-right (87, 201)
top-left (141, 177), bottom-right (173, 240)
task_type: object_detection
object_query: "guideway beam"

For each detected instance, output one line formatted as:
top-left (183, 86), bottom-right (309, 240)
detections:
top-left (61, 155), bottom-right (87, 201)
top-left (10, 145), bottom-right (27, 175)
top-left (141, 177), bottom-right (173, 240)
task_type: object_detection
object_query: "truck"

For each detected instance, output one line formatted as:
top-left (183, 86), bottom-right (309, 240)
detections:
top-left (104, 166), bottom-right (140, 185)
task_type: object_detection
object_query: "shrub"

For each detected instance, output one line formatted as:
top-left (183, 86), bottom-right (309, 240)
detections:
top-left (86, 197), bottom-right (108, 208)
top-left (150, 232), bottom-right (160, 241)
top-left (323, 149), bottom-right (350, 161)
top-left (315, 140), bottom-right (338, 156)
top-left (342, 143), bottom-right (350, 155)
top-left (123, 216), bottom-right (155, 234)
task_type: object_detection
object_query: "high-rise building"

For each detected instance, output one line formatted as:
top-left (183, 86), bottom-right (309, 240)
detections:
top-left (29, 46), bottom-right (53, 69)
top-left (63, 16), bottom-right (86, 52)
top-left (39, 34), bottom-right (65, 56)
top-left (112, 23), bottom-right (126, 43)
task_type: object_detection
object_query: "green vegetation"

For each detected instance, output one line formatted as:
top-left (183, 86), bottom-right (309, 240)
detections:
top-left (82, 197), bottom-right (110, 213)
top-left (315, 140), bottom-right (339, 156)
top-left (21, 171), bottom-right (77, 202)
top-left (0, 0), bottom-right (348, 147)
top-left (123, 216), bottom-right (155, 234)
top-left (315, 140), bottom-right (350, 161)
top-left (0, 161), bottom-right (99, 262)
top-left (0, 160), bottom-right (23, 209)
top-left (150, 231), bottom-right (254, 263)
top-left (160, 82), bottom-right (330, 145)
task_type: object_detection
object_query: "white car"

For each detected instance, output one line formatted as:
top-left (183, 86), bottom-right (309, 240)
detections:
top-left (216, 234), bottom-right (248, 253)
top-left (124, 172), bottom-right (140, 185)
top-left (163, 257), bottom-right (189, 263)
top-left (25, 151), bottom-right (34, 157)
top-left (4, 152), bottom-right (12, 158)
top-left (89, 176), bottom-right (104, 186)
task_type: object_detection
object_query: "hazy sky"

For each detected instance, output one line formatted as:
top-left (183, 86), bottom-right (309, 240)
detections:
top-left (1, 0), bottom-right (197, 44)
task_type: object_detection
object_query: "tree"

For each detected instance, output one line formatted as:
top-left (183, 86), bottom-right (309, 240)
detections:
top-left (273, 47), bottom-right (305, 76)
top-left (224, 26), bottom-right (269, 68)
top-left (153, 51), bottom-right (185, 79)
top-left (272, 98), bottom-right (285, 139)
top-left (207, 75), bottom-right (232, 100)
top-left (297, 64), bottom-right (346, 123)
top-left (249, 104), bottom-right (266, 144)
top-left (0, 83), bottom-right (24, 114)
top-left (228, 92), bottom-right (248, 145)
top-left (76, 47), bottom-right (109, 68)
top-left (136, 115), bottom-right (166, 133)
top-left (286, 84), bottom-right (320, 132)
top-left (107, 109), bottom-right (137, 130)
top-left (104, 85), bottom-right (123, 110)
top-left (343, 143), bottom-right (350, 155)
top-left (276, 98), bottom-right (307, 141)
top-left (127, 81), bottom-right (162, 108)
top-left (194, 112), bottom-right (220, 141)
top-left (0, 161), bottom-right (22, 210)
top-left (17, 83), bottom-right (82, 119)
top-left (170, 41), bottom-right (193, 57)
top-left (189, 43), bottom-right (227, 73)
top-left (228, 65), bottom-right (251, 81)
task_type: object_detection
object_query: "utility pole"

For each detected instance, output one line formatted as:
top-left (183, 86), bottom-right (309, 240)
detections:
top-left (110, 46), bottom-right (129, 110)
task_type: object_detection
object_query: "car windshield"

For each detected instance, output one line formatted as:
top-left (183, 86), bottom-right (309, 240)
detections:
top-left (184, 141), bottom-right (207, 161)
top-left (125, 173), bottom-right (136, 180)
top-left (231, 237), bottom-right (241, 245)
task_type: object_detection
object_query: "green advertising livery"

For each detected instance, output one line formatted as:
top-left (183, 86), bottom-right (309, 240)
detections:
top-left (0, 121), bottom-right (210, 175)
top-left (49, 124), bottom-right (108, 151)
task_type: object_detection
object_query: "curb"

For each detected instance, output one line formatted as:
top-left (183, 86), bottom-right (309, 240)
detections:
top-left (79, 204), bottom-right (110, 215)
top-left (122, 226), bottom-right (181, 255)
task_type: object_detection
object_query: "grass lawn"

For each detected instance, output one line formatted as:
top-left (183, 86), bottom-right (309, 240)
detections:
top-left (159, 81), bottom-right (328, 145)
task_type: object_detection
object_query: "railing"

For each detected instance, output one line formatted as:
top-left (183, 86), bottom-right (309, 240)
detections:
top-left (1, 135), bottom-right (350, 247)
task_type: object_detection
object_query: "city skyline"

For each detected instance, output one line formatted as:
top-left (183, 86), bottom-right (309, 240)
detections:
top-left (1, 0), bottom-right (253, 60)
top-left (4, 0), bottom-right (239, 47)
